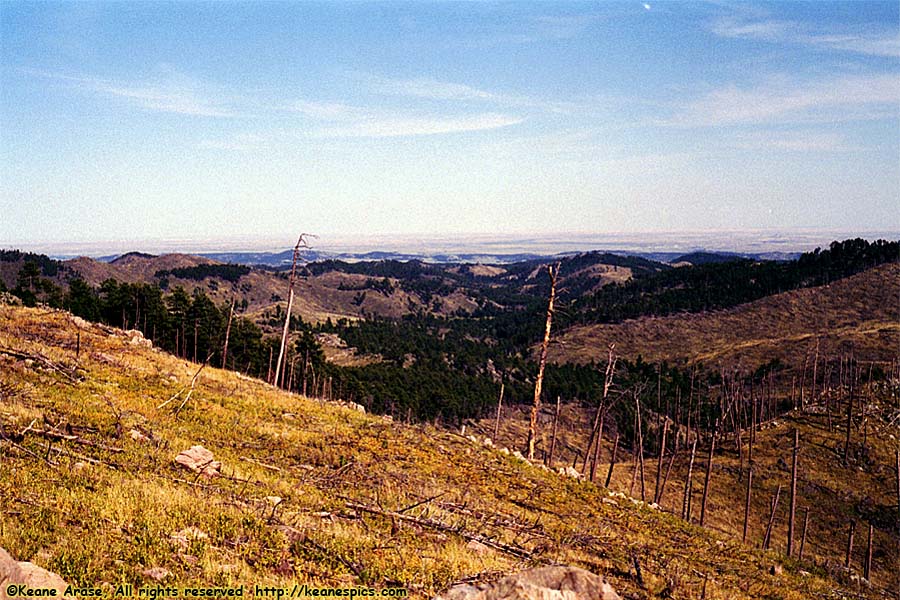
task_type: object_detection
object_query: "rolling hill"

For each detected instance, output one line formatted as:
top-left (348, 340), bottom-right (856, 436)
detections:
top-left (550, 262), bottom-right (900, 372)
top-left (0, 301), bottom-right (883, 599)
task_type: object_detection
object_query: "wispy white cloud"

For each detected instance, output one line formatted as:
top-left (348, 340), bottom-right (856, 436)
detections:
top-left (22, 67), bottom-right (237, 117)
top-left (357, 73), bottom-right (573, 114)
top-left (315, 113), bottom-right (524, 138)
top-left (670, 73), bottom-right (900, 127)
top-left (710, 16), bottom-right (900, 58)
top-left (730, 131), bottom-right (856, 152)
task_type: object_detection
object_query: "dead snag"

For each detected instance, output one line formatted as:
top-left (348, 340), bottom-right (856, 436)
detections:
top-left (654, 419), bottom-right (668, 504)
top-left (845, 520), bottom-right (856, 569)
top-left (605, 433), bottom-right (619, 488)
top-left (798, 507), bottom-right (810, 561)
top-left (843, 356), bottom-right (855, 461)
top-left (682, 438), bottom-right (698, 521)
top-left (787, 428), bottom-right (799, 557)
top-left (635, 392), bottom-right (646, 502)
top-left (743, 466), bottom-right (753, 543)
top-left (547, 395), bottom-right (561, 467)
top-left (762, 484), bottom-right (782, 551)
top-left (274, 234), bottom-right (315, 389)
top-left (492, 382), bottom-right (504, 442)
top-left (527, 261), bottom-right (559, 461)
top-left (699, 429), bottom-right (716, 527)
top-left (864, 523), bottom-right (873, 581)
top-left (657, 443), bottom-right (677, 507)
top-left (221, 296), bottom-right (235, 369)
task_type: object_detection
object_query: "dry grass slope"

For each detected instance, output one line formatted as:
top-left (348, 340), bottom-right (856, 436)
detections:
top-left (0, 304), bottom-right (889, 599)
top-left (551, 262), bottom-right (900, 371)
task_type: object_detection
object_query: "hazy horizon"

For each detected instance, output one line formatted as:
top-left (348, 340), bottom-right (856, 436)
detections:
top-left (7, 228), bottom-right (900, 260)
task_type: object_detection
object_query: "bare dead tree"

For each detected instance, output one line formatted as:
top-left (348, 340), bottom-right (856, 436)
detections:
top-left (798, 507), bottom-right (810, 561)
top-left (221, 296), bottom-right (235, 369)
top-left (492, 382), bottom-right (504, 442)
top-left (787, 428), bottom-right (800, 556)
top-left (274, 234), bottom-right (315, 389)
top-left (699, 424), bottom-right (717, 527)
top-left (843, 355), bottom-right (855, 462)
top-left (654, 419), bottom-right (669, 503)
top-left (527, 261), bottom-right (560, 461)
top-left (845, 520), bottom-right (856, 568)
top-left (547, 395), bottom-right (561, 467)
top-left (864, 523), bottom-right (873, 581)
top-left (682, 438), bottom-right (698, 521)
top-left (763, 484), bottom-right (782, 550)
top-left (635, 390), bottom-right (647, 502)
top-left (605, 432), bottom-right (619, 488)
top-left (586, 344), bottom-right (617, 480)
top-left (743, 466), bottom-right (753, 543)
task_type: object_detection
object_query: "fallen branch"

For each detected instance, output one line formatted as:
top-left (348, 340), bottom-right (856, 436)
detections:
top-left (158, 355), bottom-right (213, 412)
top-left (0, 345), bottom-right (82, 384)
top-left (19, 426), bottom-right (124, 453)
top-left (345, 501), bottom-right (532, 559)
top-left (239, 456), bottom-right (282, 472)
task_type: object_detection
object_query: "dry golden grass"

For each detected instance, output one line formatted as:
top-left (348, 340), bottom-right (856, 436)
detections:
top-left (471, 399), bottom-right (900, 597)
top-left (0, 304), bottom-right (890, 599)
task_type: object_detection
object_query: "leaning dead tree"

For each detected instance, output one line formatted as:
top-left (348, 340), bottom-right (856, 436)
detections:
top-left (527, 261), bottom-right (560, 461)
top-left (274, 234), bottom-right (315, 389)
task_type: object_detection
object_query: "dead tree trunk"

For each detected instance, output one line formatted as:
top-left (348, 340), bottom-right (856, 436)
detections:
top-left (605, 433), bottom-right (619, 488)
top-left (845, 520), bottom-right (856, 569)
top-left (682, 438), bottom-right (698, 521)
top-left (699, 429), bottom-right (716, 527)
top-left (588, 345), bottom-right (617, 480)
top-left (221, 296), bottom-right (235, 369)
top-left (844, 356), bottom-right (855, 462)
top-left (275, 234), bottom-right (314, 389)
top-left (547, 395), bottom-right (561, 467)
top-left (527, 262), bottom-right (559, 461)
top-left (798, 507), bottom-right (810, 561)
top-left (493, 382), bottom-right (504, 442)
top-left (864, 523), bottom-right (873, 581)
top-left (743, 466), bottom-right (753, 543)
top-left (654, 419), bottom-right (669, 504)
top-left (636, 393), bottom-right (647, 502)
top-left (787, 428), bottom-right (799, 557)
top-left (763, 484), bottom-right (782, 550)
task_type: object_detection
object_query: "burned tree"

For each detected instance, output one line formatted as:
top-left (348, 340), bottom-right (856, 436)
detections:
top-left (274, 234), bottom-right (315, 390)
top-left (527, 261), bottom-right (560, 461)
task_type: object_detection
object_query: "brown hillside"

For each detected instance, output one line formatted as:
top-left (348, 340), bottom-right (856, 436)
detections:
top-left (551, 262), bottom-right (900, 371)
top-left (468, 401), bottom-right (900, 597)
top-left (65, 255), bottom-right (476, 326)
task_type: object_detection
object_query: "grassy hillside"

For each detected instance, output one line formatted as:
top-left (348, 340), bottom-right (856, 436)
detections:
top-left (0, 303), bottom-right (876, 599)
top-left (470, 400), bottom-right (900, 597)
top-left (551, 262), bottom-right (900, 371)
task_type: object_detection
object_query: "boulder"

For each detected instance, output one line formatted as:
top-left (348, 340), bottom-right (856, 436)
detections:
top-left (174, 445), bottom-right (221, 477)
top-left (434, 566), bottom-right (621, 600)
top-left (0, 547), bottom-right (72, 600)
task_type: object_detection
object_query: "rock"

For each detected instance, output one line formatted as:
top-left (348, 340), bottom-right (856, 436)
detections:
top-left (0, 292), bottom-right (23, 306)
top-left (70, 316), bottom-right (91, 330)
top-left (130, 428), bottom-right (151, 443)
top-left (0, 547), bottom-right (73, 600)
top-left (174, 445), bottom-right (221, 477)
top-left (557, 466), bottom-right (582, 479)
top-left (769, 564), bottom-right (783, 576)
top-left (465, 540), bottom-right (490, 555)
top-left (434, 566), bottom-right (621, 600)
top-left (142, 567), bottom-right (171, 581)
top-left (124, 329), bottom-right (152, 348)
top-left (170, 527), bottom-right (208, 550)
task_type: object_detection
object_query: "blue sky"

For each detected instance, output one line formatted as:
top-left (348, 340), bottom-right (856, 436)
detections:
top-left (1, 1), bottom-right (898, 246)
